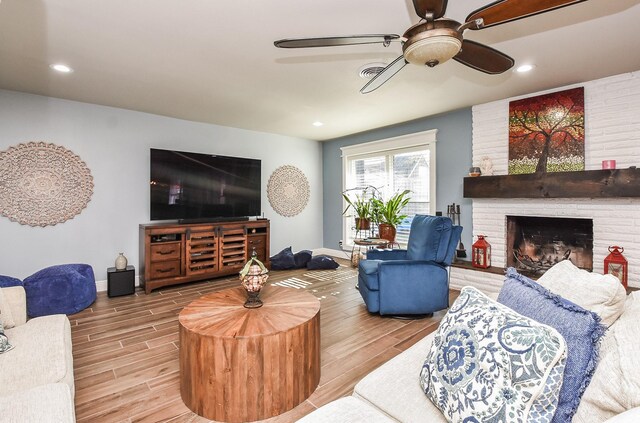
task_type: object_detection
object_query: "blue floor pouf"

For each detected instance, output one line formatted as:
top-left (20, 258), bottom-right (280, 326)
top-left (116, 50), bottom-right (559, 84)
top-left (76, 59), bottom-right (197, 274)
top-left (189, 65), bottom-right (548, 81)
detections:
top-left (23, 264), bottom-right (97, 317)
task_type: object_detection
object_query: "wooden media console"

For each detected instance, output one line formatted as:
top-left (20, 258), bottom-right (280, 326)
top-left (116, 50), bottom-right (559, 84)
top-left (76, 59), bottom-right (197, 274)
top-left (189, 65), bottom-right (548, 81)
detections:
top-left (139, 219), bottom-right (270, 294)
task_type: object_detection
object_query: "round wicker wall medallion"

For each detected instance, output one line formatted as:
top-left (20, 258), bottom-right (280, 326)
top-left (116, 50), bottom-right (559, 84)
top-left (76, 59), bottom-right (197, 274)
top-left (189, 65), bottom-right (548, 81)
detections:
top-left (0, 142), bottom-right (94, 227)
top-left (267, 165), bottom-right (310, 217)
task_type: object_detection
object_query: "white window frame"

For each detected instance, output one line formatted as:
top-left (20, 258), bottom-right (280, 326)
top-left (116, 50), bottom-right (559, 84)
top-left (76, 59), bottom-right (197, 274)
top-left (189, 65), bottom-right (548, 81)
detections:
top-left (340, 129), bottom-right (437, 249)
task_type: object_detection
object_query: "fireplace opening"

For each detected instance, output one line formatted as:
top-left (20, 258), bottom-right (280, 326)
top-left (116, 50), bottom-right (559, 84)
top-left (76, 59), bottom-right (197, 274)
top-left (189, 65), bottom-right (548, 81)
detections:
top-left (506, 216), bottom-right (593, 276)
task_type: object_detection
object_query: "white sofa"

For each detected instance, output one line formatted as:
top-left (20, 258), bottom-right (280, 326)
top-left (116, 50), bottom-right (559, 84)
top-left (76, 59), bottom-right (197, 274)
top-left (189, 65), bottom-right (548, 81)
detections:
top-left (300, 263), bottom-right (640, 423)
top-left (0, 286), bottom-right (76, 422)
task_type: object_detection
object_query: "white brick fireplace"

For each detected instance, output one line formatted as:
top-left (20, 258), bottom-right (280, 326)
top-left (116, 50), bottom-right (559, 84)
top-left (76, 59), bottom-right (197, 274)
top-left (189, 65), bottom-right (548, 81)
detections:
top-left (451, 71), bottom-right (640, 292)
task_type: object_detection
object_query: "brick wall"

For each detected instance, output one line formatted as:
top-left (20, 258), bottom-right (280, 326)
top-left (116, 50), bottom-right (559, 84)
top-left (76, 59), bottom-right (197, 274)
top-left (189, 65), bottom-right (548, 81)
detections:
top-left (451, 71), bottom-right (640, 291)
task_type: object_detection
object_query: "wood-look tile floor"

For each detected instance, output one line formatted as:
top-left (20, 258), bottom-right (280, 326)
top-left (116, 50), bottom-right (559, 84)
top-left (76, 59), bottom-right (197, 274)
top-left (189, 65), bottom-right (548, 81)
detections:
top-left (70, 259), bottom-right (458, 422)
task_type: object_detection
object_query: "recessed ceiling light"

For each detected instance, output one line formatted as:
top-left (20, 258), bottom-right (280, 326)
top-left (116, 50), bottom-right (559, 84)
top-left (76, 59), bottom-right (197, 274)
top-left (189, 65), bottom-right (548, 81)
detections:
top-left (515, 64), bottom-right (535, 73)
top-left (50, 64), bottom-right (73, 73)
top-left (312, 121), bottom-right (324, 127)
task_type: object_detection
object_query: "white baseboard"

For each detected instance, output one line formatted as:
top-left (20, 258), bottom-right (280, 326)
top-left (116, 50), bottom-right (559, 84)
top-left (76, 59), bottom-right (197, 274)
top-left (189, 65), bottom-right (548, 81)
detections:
top-left (95, 276), bottom-right (141, 293)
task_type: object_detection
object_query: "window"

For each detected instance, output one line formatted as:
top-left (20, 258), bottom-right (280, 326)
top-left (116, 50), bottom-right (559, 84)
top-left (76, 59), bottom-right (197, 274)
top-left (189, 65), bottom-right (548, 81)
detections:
top-left (341, 130), bottom-right (437, 248)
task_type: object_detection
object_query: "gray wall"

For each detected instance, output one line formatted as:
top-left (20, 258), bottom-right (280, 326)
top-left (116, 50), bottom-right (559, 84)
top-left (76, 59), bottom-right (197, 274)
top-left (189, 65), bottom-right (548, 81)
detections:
top-left (0, 90), bottom-right (323, 282)
top-left (322, 108), bottom-right (473, 256)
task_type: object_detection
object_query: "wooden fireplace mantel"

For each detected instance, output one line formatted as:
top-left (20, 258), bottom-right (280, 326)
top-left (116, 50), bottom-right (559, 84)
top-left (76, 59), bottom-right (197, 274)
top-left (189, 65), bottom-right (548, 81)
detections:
top-left (463, 168), bottom-right (640, 199)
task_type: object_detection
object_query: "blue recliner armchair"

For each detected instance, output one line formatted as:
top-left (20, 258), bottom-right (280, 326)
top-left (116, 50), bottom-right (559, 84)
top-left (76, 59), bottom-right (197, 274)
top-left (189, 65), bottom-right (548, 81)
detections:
top-left (358, 215), bottom-right (462, 316)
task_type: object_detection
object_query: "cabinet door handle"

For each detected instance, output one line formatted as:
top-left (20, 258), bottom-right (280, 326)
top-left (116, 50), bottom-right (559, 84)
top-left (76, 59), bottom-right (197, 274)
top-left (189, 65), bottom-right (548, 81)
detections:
top-left (157, 250), bottom-right (176, 255)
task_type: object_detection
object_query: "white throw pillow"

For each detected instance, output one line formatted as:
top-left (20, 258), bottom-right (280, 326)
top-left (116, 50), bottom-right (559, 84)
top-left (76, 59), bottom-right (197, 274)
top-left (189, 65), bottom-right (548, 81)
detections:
top-left (0, 288), bottom-right (16, 329)
top-left (537, 260), bottom-right (626, 327)
top-left (573, 292), bottom-right (640, 422)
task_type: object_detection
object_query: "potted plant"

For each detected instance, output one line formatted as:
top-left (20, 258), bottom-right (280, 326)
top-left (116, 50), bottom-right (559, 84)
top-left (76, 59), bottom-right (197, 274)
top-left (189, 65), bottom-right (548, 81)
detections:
top-left (342, 191), bottom-right (373, 230)
top-left (373, 190), bottom-right (411, 243)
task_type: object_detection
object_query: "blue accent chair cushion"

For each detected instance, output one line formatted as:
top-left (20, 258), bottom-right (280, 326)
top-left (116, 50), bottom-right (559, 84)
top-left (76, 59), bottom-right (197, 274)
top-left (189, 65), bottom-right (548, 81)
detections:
top-left (357, 215), bottom-right (462, 316)
top-left (405, 215), bottom-right (456, 263)
top-left (270, 247), bottom-right (296, 270)
top-left (0, 275), bottom-right (23, 288)
top-left (307, 255), bottom-right (339, 270)
top-left (293, 250), bottom-right (313, 269)
top-left (498, 268), bottom-right (606, 423)
top-left (23, 264), bottom-right (97, 317)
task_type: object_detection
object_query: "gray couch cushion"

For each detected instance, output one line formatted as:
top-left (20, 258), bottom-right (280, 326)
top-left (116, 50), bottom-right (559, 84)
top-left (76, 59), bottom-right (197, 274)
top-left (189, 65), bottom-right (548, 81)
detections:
top-left (0, 383), bottom-right (75, 422)
top-left (353, 332), bottom-right (446, 423)
top-left (0, 314), bottom-right (74, 396)
top-left (297, 396), bottom-right (394, 423)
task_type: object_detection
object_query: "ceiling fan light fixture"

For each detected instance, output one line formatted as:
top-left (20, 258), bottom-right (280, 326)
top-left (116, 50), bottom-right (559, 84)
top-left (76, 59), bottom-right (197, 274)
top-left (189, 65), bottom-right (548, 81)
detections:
top-left (401, 20), bottom-right (463, 67)
top-left (403, 35), bottom-right (462, 66)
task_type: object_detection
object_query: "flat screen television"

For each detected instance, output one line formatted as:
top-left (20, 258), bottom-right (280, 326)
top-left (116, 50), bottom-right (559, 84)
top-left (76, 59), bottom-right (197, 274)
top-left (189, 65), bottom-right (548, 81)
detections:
top-left (150, 148), bottom-right (261, 221)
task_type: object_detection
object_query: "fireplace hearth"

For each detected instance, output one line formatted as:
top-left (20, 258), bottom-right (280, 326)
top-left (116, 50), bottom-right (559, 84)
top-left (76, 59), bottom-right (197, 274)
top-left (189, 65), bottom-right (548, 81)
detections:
top-left (506, 216), bottom-right (593, 275)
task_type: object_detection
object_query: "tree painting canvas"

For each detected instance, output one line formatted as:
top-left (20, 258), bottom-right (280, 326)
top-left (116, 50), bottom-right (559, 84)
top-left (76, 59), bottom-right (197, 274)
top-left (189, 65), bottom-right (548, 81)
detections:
top-left (508, 87), bottom-right (585, 174)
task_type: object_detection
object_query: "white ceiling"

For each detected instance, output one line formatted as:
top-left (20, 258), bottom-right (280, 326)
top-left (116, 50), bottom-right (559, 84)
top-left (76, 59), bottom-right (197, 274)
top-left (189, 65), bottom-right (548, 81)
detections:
top-left (1, 0), bottom-right (639, 141)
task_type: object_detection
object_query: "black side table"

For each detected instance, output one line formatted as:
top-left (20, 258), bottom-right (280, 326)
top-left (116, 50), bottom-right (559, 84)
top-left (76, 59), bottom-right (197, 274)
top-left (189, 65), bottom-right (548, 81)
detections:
top-left (107, 265), bottom-right (135, 297)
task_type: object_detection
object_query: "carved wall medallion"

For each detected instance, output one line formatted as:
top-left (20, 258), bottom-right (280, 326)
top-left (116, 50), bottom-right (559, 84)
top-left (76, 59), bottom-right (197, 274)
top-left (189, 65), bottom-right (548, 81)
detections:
top-left (0, 142), bottom-right (94, 227)
top-left (267, 165), bottom-right (310, 217)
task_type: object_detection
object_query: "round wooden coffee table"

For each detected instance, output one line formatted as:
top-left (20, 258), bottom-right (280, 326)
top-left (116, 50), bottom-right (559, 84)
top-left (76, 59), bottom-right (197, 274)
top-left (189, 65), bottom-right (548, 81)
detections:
top-left (179, 286), bottom-right (321, 422)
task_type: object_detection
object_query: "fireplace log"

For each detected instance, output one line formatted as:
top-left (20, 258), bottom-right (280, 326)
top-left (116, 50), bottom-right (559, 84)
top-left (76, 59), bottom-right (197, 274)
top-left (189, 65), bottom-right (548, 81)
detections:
top-left (463, 168), bottom-right (640, 199)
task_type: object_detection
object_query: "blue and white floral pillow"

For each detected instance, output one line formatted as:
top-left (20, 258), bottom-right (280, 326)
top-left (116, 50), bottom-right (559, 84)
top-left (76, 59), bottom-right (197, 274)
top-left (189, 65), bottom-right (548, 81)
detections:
top-left (419, 286), bottom-right (567, 423)
top-left (0, 321), bottom-right (14, 354)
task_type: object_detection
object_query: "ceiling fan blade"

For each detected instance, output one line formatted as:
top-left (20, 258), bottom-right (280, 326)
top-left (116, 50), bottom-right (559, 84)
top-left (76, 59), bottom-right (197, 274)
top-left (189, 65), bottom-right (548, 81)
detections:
top-left (412, 0), bottom-right (448, 19)
top-left (274, 34), bottom-right (400, 48)
top-left (453, 39), bottom-right (514, 74)
top-left (360, 55), bottom-right (407, 94)
top-left (466, 0), bottom-right (588, 29)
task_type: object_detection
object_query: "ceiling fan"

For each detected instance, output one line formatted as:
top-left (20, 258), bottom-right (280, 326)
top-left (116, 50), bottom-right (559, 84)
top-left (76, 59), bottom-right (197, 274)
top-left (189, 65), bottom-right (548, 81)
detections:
top-left (274, 0), bottom-right (588, 93)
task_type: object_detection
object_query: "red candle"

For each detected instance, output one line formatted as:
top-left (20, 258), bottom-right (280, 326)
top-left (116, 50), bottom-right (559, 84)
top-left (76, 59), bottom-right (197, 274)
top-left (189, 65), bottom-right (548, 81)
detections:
top-left (602, 160), bottom-right (616, 170)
